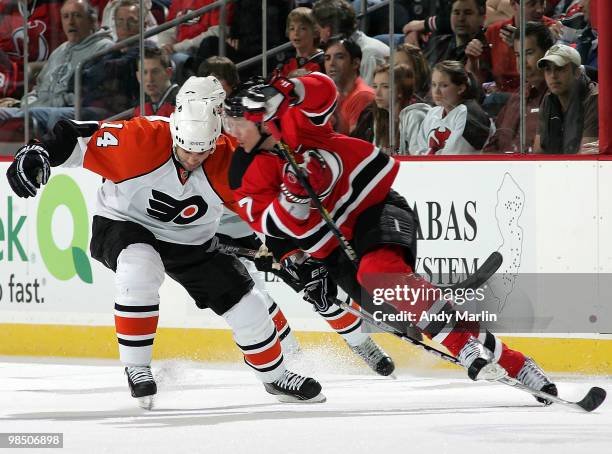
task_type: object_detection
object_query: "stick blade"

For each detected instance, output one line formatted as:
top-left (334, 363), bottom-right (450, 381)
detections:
top-left (576, 387), bottom-right (606, 412)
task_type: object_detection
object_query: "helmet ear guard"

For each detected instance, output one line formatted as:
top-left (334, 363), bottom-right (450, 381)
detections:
top-left (171, 76), bottom-right (226, 153)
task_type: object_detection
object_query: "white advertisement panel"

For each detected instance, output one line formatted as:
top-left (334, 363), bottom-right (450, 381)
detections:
top-left (0, 160), bottom-right (610, 333)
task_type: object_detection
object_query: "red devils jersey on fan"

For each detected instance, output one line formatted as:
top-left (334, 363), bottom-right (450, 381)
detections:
top-left (51, 116), bottom-right (237, 245)
top-left (272, 50), bottom-right (325, 78)
top-left (232, 73), bottom-right (399, 259)
top-left (0, 0), bottom-right (64, 96)
top-left (167, 0), bottom-right (234, 42)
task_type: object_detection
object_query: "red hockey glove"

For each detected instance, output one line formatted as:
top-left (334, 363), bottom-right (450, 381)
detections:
top-left (242, 77), bottom-right (300, 122)
top-left (280, 149), bottom-right (334, 204)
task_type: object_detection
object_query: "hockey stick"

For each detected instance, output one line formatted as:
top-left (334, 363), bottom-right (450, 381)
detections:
top-left (276, 142), bottom-right (359, 267)
top-left (335, 298), bottom-right (606, 412)
top-left (276, 142), bottom-right (606, 412)
top-left (217, 241), bottom-right (502, 292)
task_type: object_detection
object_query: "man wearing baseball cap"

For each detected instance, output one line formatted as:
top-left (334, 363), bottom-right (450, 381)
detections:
top-left (534, 43), bottom-right (599, 154)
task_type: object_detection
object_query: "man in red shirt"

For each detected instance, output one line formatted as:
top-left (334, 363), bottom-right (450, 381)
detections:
top-left (467, 0), bottom-right (556, 92)
top-left (324, 38), bottom-right (374, 135)
top-left (133, 46), bottom-right (179, 117)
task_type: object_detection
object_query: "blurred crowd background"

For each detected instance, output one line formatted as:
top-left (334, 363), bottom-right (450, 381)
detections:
top-left (0, 0), bottom-right (606, 155)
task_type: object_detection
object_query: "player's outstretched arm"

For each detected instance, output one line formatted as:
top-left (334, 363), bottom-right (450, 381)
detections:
top-left (5, 119), bottom-right (100, 198)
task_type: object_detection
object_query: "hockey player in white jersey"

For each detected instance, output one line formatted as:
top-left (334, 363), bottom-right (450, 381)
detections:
top-left (5, 76), bottom-right (325, 408)
top-left (217, 208), bottom-right (397, 376)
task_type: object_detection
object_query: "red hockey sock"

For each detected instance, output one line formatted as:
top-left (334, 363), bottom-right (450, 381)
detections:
top-left (357, 245), bottom-right (477, 356)
top-left (497, 343), bottom-right (527, 377)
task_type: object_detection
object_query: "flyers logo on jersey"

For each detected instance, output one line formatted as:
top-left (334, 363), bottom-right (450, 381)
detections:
top-left (147, 190), bottom-right (208, 225)
top-left (428, 127), bottom-right (452, 154)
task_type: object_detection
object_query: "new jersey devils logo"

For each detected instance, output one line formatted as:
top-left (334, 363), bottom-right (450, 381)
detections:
top-left (428, 127), bottom-right (452, 154)
top-left (147, 190), bottom-right (208, 225)
top-left (12, 20), bottom-right (49, 61)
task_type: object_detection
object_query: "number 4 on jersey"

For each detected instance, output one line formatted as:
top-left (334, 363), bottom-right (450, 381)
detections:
top-left (96, 131), bottom-right (119, 147)
top-left (96, 123), bottom-right (124, 147)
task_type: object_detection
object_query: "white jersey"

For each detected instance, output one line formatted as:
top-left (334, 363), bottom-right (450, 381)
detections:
top-left (413, 100), bottom-right (495, 155)
top-left (62, 117), bottom-right (237, 245)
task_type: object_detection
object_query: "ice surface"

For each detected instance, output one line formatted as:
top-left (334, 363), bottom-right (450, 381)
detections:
top-left (1, 354), bottom-right (610, 454)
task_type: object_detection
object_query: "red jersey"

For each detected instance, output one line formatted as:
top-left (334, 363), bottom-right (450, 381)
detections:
top-left (167, 0), bottom-right (234, 42)
top-left (273, 50), bottom-right (325, 78)
top-left (0, 0), bottom-right (64, 96)
top-left (232, 73), bottom-right (399, 259)
top-left (335, 77), bottom-right (375, 135)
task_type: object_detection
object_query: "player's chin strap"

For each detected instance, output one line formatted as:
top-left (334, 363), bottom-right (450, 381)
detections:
top-left (251, 131), bottom-right (271, 153)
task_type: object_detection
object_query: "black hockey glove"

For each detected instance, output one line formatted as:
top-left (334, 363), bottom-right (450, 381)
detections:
top-left (6, 142), bottom-right (51, 198)
top-left (282, 253), bottom-right (337, 313)
top-left (253, 244), bottom-right (275, 273)
top-left (242, 76), bottom-right (300, 123)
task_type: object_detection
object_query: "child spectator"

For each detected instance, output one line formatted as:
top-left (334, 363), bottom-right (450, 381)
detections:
top-left (273, 7), bottom-right (324, 78)
top-left (414, 60), bottom-right (494, 154)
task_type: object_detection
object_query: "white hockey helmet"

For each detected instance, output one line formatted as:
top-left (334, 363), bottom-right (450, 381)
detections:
top-left (170, 76), bottom-right (226, 153)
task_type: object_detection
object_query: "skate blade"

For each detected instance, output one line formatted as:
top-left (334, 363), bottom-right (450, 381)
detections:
top-left (275, 393), bottom-right (327, 404)
top-left (478, 363), bottom-right (508, 381)
top-left (136, 395), bottom-right (155, 410)
top-left (388, 373), bottom-right (398, 380)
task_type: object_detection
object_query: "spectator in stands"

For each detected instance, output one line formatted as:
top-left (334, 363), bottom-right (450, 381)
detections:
top-left (157, 0), bottom-right (234, 83)
top-left (198, 55), bottom-right (239, 96)
top-left (466, 0), bottom-right (554, 92)
top-left (351, 0), bottom-right (430, 44)
top-left (484, 22), bottom-right (553, 153)
top-left (394, 43), bottom-right (432, 100)
top-left (324, 38), bottom-right (374, 135)
top-left (575, 0), bottom-right (597, 69)
top-left (194, 0), bottom-right (290, 80)
top-left (0, 0), bottom-right (64, 99)
top-left (133, 45), bottom-right (178, 117)
top-left (534, 44), bottom-right (598, 154)
top-left (272, 7), bottom-right (324, 78)
top-left (402, 0), bottom-right (452, 46)
top-left (353, 63), bottom-right (430, 155)
top-left (485, 0), bottom-right (514, 25)
top-left (0, 0), bottom-right (113, 133)
top-left (312, 0), bottom-right (389, 86)
top-left (414, 60), bottom-right (494, 154)
top-left (423, 0), bottom-right (491, 76)
top-left (101, 0), bottom-right (158, 41)
top-left (82, 0), bottom-right (152, 118)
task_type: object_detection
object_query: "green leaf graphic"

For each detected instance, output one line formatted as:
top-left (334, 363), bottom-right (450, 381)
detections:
top-left (72, 247), bottom-right (93, 284)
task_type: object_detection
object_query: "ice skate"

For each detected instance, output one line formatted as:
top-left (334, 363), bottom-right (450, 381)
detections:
top-left (125, 366), bottom-right (157, 410)
top-left (349, 336), bottom-right (395, 376)
top-left (516, 357), bottom-right (558, 405)
top-left (264, 370), bottom-right (326, 403)
top-left (457, 337), bottom-right (507, 381)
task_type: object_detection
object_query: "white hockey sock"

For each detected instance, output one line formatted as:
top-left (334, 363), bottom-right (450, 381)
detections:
top-left (114, 243), bottom-right (165, 366)
top-left (223, 288), bottom-right (286, 383)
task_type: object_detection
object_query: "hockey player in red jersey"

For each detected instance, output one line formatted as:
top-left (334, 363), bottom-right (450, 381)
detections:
top-left (5, 76), bottom-right (325, 408)
top-left (223, 71), bottom-right (558, 402)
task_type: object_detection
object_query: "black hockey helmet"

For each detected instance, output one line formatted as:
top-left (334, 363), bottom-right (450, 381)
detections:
top-left (223, 76), bottom-right (267, 118)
